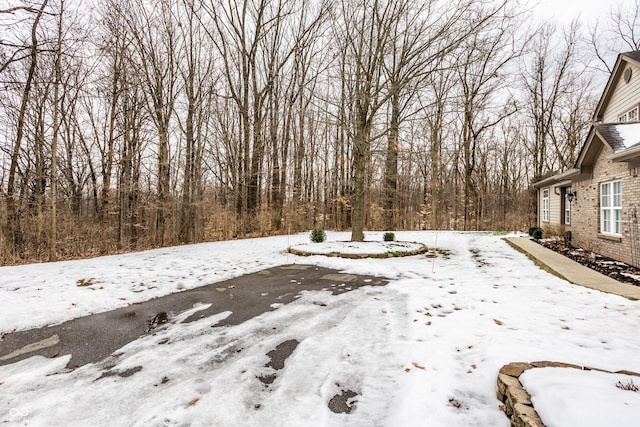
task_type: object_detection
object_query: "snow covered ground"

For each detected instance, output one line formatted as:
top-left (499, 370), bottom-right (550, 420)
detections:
top-left (1, 231), bottom-right (640, 426)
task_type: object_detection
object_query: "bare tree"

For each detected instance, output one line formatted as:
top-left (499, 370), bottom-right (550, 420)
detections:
top-left (456, 1), bottom-right (522, 230)
top-left (176, 0), bottom-right (214, 243)
top-left (522, 21), bottom-right (586, 178)
top-left (591, 0), bottom-right (640, 74)
top-left (335, 0), bottom-right (406, 241)
top-left (121, 0), bottom-right (179, 246)
top-left (3, 0), bottom-right (49, 258)
top-left (381, 0), bottom-right (478, 230)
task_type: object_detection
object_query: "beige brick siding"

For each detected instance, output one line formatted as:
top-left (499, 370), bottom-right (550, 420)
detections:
top-left (571, 143), bottom-right (640, 267)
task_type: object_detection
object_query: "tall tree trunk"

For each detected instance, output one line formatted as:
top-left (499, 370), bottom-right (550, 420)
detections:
top-left (383, 88), bottom-right (400, 230)
top-left (5, 0), bottom-right (48, 258)
top-left (49, 0), bottom-right (64, 261)
top-left (351, 121), bottom-right (367, 242)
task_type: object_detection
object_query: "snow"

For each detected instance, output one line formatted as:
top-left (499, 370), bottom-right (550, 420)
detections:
top-left (290, 239), bottom-right (425, 255)
top-left (615, 122), bottom-right (640, 149)
top-left (520, 367), bottom-right (640, 426)
top-left (2, 231), bottom-right (640, 426)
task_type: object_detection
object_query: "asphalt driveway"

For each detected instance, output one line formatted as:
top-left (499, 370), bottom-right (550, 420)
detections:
top-left (0, 264), bottom-right (387, 369)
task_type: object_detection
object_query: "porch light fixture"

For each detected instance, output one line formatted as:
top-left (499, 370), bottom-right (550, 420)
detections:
top-left (566, 191), bottom-right (577, 203)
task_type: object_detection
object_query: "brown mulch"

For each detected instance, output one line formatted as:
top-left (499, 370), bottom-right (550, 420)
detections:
top-left (538, 239), bottom-right (640, 287)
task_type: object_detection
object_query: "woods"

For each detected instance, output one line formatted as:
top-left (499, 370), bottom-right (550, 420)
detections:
top-left (0, 0), bottom-right (632, 263)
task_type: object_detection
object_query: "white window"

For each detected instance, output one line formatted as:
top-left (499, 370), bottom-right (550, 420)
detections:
top-left (600, 181), bottom-right (622, 235)
top-left (618, 106), bottom-right (639, 122)
top-left (542, 189), bottom-right (549, 222)
top-left (564, 190), bottom-right (571, 225)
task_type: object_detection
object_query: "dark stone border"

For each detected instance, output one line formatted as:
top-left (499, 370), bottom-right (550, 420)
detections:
top-left (498, 361), bottom-right (640, 427)
top-left (287, 243), bottom-right (428, 259)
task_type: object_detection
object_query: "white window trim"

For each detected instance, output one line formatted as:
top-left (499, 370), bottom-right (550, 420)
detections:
top-left (542, 189), bottom-right (549, 222)
top-left (600, 180), bottom-right (622, 235)
top-left (564, 191), bottom-right (571, 225)
top-left (618, 106), bottom-right (639, 122)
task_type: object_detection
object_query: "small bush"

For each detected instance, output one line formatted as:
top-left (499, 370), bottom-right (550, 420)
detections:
top-left (528, 226), bottom-right (539, 236)
top-left (310, 229), bottom-right (326, 243)
top-left (616, 380), bottom-right (639, 392)
top-left (383, 232), bottom-right (395, 242)
top-left (564, 230), bottom-right (572, 245)
top-left (532, 228), bottom-right (543, 240)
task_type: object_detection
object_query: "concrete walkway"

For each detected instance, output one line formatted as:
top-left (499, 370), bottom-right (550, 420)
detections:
top-left (505, 237), bottom-right (640, 300)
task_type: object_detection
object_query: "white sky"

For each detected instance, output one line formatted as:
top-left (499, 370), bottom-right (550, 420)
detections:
top-left (534, 0), bottom-right (624, 25)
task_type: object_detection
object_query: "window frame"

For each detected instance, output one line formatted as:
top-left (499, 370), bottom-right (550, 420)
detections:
top-left (618, 106), bottom-right (639, 122)
top-left (600, 180), bottom-right (622, 235)
top-left (542, 189), bottom-right (549, 222)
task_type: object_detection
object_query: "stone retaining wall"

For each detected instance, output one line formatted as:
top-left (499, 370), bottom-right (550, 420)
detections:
top-left (497, 361), bottom-right (640, 427)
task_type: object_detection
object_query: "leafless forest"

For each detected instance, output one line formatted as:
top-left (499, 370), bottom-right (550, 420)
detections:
top-left (0, 0), bottom-right (637, 264)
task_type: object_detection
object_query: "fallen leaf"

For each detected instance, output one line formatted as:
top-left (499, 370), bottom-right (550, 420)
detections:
top-left (405, 368), bottom-right (411, 373)
top-left (561, 326), bottom-right (570, 330)
top-left (493, 319), bottom-right (503, 326)
top-left (498, 405), bottom-right (506, 412)
top-left (188, 398), bottom-right (200, 406)
top-left (412, 363), bottom-right (426, 370)
top-left (50, 352), bottom-right (60, 358)
top-left (471, 364), bottom-right (477, 369)
top-left (425, 312), bottom-right (432, 317)
top-left (161, 376), bottom-right (170, 384)
top-left (426, 321), bottom-right (432, 326)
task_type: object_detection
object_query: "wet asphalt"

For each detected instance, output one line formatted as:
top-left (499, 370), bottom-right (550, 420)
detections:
top-left (0, 264), bottom-right (387, 369)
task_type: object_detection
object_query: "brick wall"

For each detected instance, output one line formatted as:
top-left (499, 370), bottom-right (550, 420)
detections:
top-left (571, 143), bottom-right (640, 267)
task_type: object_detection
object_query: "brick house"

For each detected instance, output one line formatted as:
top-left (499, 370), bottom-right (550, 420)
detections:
top-left (533, 51), bottom-right (640, 267)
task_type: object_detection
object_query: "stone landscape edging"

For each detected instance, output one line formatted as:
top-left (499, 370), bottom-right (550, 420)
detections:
top-left (287, 243), bottom-right (429, 259)
top-left (497, 361), bottom-right (640, 427)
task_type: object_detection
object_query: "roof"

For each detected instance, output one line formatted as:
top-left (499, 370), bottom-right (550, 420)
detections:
top-left (595, 122), bottom-right (640, 152)
top-left (533, 169), bottom-right (579, 189)
top-left (541, 50), bottom-right (640, 182)
top-left (622, 50), bottom-right (640, 63)
top-left (574, 122), bottom-right (640, 166)
top-left (593, 51), bottom-right (640, 122)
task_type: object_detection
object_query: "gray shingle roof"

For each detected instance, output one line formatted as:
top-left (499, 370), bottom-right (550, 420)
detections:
top-left (596, 123), bottom-right (640, 152)
top-left (622, 50), bottom-right (640, 63)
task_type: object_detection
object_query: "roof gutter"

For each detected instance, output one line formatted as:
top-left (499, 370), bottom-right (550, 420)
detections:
top-left (532, 169), bottom-right (580, 189)
top-left (610, 144), bottom-right (640, 162)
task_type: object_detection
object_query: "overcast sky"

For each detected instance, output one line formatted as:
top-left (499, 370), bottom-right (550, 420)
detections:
top-left (535, 0), bottom-right (623, 26)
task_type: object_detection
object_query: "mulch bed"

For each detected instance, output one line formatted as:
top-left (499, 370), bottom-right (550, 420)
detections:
top-left (538, 239), bottom-right (640, 287)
